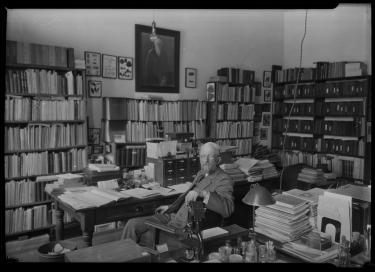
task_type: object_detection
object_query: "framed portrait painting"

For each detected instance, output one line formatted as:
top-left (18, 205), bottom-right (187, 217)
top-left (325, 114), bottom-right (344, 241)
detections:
top-left (118, 56), bottom-right (133, 80)
top-left (135, 24), bottom-right (180, 93)
top-left (185, 68), bottom-right (197, 88)
top-left (88, 128), bottom-right (101, 145)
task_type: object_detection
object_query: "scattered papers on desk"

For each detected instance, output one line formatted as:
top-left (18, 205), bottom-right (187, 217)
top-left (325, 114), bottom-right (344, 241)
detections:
top-left (141, 182), bottom-right (160, 189)
top-left (121, 188), bottom-right (160, 199)
top-left (97, 179), bottom-right (119, 190)
top-left (44, 173), bottom-right (85, 194)
top-left (167, 182), bottom-right (192, 194)
top-left (234, 157), bottom-right (278, 181)
top-left (220, 164), bottom-right (247, 183)
top-left (201, 227), bottom-right (229, 240)
top-left (91, 188), bottom-right (131, 201)
top-left (327, 184), bottom-right (371, 203)
top-left (88, 163), bottom-right (120, 172)
top-left (298, 168), bottom-right (327, 185)
top-left (281, 239), bottom-right (339, 263)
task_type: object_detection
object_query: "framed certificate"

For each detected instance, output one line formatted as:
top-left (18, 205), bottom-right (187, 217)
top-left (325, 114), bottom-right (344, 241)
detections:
top-left (85, 51), bottom-right (101, 76)
top-left (102, 54), bottom-right (117, 79)
top-left (118, 56), bottom-right (133, 80)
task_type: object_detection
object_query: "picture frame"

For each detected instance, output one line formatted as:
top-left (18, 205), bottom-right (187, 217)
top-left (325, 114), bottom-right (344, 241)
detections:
top-left (263, 71), bottom-right (272, 88)
top-left (135, 24), bottom-right (180, 93)
top-left (85, 51), bottom-right (101, 76)
top-left (118, 56), bottom-right (133, 80)
top-left (262, 112), bottom-right (271, 127)
top-left (185, 67), bottom-right (197, 88)
top-left (206, 82), bottom-right (216, 101)
top-left (102, 54), bottom-right (117, 79)
top-left (260, 128), bottom-right (268, 140)
top-left (264, 88), bottom-right (272, 102)
top-left (88, 128), bottom-right (101, 145)
top-left (88, 80), bottom-right (102, 98)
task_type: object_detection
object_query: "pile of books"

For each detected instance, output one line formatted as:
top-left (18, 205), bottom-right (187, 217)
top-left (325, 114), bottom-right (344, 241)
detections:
top-left (235, 157), bottom-right (279, 182)
top-left (282, 188), bottom-right (325, 228)
top-left (297, 168), bottom-right (327, 185)
top-left (44, 173), bottom-right (85, 194)
top-left (252, 143), bottom-right (282, 169)
top-left (220, 163), bottom-right (247, 183)
top-left (255, 193), bottom-right (312, 243)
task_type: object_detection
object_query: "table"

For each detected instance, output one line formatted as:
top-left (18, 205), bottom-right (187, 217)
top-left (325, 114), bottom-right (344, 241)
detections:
top-left (48, 177), bottom-right (279, 247)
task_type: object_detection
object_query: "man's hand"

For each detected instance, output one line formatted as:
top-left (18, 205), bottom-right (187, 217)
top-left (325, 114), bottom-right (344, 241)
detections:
top-left (185, 190), bottom-right (199, 205)
top-left (155, 205), bottom-right (169, 215)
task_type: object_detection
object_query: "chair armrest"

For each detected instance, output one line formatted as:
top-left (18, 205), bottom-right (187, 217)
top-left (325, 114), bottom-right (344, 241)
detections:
top-left (144, 219), bottom-right (177, 235)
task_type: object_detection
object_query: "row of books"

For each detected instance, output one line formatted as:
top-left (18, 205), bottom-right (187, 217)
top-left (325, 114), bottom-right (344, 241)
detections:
top-left (208, 83), bottom-right (255, 102)
top-left (274, 80), bottom-right (368, 100)
top-left (124, 121), bottom-right (159, 142)
top-left (5, 69), bottom-right (83, 96)
top-left (115, 145), bottom-right (146, 167)
top-left (5, 123), bottom-right (87, 152)
top-left (103, 98), bottom-right (207, 121)
top-left (273, 101), bottom-right (365, 116)
top-left (5, 96), bottom-right (86, 121)
top-left (255, 193), bottom-right (312, 243)
top-left (252, 143), bottom-right (282, 169)
top-left (274, 67), bottom-right (316, 83)
top-left (272, 118), bottom-right (365, 137)
top-left (217, 67), bottom-right (255, 84)
top-left (216, 138), bottom-right (252, 155)
top-left (216, 103), bottom-right (254, 121)
top-left (162, 121), bottom-right (188, 134)
top-left (272, 134), bottom-right (365, 156)
top-left (4, 148), bottom-right (87, 179)
top-left (6, 40), bottom-right (74, 68)
top-left (315, 61), bottom-right (367, 80)
top-left (188, 120), bottom-right (207, 139)
top-left (276, 150), bottom-right (364, 180)
top-left (5, 205), bottom-right (50, 235)
top-left (5, 179), bottom-right (52, 207)
top-left (215, 121), bottom-right (254, 139)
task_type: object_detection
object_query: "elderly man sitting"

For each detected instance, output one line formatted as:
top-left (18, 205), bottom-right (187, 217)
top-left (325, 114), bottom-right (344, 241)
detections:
top-left (121, 142), bottom-right (234, 247)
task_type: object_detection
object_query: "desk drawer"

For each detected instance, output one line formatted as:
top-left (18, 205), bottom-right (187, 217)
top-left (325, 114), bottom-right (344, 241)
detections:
top-left (176, 159), bottom-right (188, 168)
top-left (164, 160), bottom-right (176, 172)
top-left (175, 167), bottom-right (187, 178)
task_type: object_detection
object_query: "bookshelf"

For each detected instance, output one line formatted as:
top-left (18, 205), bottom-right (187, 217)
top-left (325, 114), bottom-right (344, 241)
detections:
top-left (206, 69), bottom-right (256, 156)
top-left (5, 40), bottom-right (88, 240)
top-left (271, 70), bottom-right (371, 184)
top-left (102, 97), bottom-right (207, 168)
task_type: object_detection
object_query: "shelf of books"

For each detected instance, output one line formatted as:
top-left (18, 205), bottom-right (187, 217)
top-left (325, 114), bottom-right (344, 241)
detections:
top-left (102, 97), bottom-right (207, 168)
top-left (206, 67), bottom-right (256, 156)
top-left (5, 40), bottom-right (87, 240)
top-left (271, 62), bottom-right (370, 185)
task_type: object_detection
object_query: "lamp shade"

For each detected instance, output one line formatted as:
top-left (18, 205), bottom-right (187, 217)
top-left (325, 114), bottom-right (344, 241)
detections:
top-left (242, 184), bottom-right (275, 206)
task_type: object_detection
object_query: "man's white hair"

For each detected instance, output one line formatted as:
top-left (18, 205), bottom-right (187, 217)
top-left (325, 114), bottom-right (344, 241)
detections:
top-left (200, 142), bottom-right (220, 158)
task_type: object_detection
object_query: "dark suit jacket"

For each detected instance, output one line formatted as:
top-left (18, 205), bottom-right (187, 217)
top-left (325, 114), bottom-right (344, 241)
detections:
top-left (165, 168), bottom-right (234, 219)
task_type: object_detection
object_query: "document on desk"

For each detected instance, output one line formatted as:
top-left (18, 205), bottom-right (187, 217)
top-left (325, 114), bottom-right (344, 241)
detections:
top-left (167, 182), bottom-right (192, 194)
top-left (58, 194), bottom-right (97, 210)
top-left (121, 188), bottom-right (161, 199)
top-left (91, 188), bottom-right (131, 201)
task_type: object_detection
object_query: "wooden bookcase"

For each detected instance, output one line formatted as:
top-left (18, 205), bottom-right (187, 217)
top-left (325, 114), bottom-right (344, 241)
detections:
top-left (271, 74), bottom-right (371, 185)
top-left (5, 40), bottom-right (88, 241)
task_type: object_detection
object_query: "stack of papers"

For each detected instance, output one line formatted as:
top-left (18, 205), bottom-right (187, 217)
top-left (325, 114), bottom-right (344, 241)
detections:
top-left (283, 188), bottom-right (325, 218)
top-left (97, 179), bottom-right (119, 190)
top-left (44, 173), bottom-right (85, 194)
top-left (121, 188), bottom-right (160, 199)
top-left (234, 158), bottom-right (278, 182)
top-left (220, 164), bottom-right (247, 183)
top-left (167, 182), bottom-right (192, 194)
top-left (297, 168), bottom-right (327, 185)
top-left (255, 194), bottom-right (312, 243)
top-left (88, 163), bottom-right (120, 172)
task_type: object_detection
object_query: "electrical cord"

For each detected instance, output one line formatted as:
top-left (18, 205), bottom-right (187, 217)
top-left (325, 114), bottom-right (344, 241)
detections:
top-left (279, 10), bottom-right (309, 192)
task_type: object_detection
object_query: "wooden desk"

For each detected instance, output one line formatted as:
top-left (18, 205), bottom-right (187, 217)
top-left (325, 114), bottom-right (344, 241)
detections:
top-left (49, 191), bottom-right (180, 247)
top-left (48, 177), bottom-right (279, 247)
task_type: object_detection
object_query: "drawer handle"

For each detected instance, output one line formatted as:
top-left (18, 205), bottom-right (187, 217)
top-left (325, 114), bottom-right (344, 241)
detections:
top-left (135, 206), bottom-right (144, 213)
top-left (179, 160), bottom-right (185, 163)
top-left (167, 161), bottom-right (173, 164)
top-left (179, 177), bottom-right (185, 180)
top-left (167, 170), bottom-right (173, 173)
top-left (167, 178), bottom-right (173, 181)
top-left (179, 168), bottom-right (185, 171)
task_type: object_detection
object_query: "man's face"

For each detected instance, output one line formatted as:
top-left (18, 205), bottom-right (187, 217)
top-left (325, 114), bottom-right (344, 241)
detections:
top-left (200, 150), bottom-right (217, 174)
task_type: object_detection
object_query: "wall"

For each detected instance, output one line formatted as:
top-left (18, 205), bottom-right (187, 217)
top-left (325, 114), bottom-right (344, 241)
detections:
top-left (283, 4), bottom-right (371, 74)
top-left (6, 9), bottom-right (285, 128)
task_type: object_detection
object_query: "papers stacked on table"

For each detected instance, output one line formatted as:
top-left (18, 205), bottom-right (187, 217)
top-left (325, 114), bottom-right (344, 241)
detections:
top-left (234, 158), bottom-right (278, 182)
top-left (220, 163), bottom-right (247, 183)
top-left (297, 168), bottom-right (327, 185)
top-left (120, 188), bottom-right (161, 199)
top-left (255, 193), bottom-right (312, 243)
top-left (167, 182), bottom-right (192, 194)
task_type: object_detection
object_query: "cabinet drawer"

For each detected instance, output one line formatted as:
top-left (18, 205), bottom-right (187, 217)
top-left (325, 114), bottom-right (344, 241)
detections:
top-left (164, 170), bottom-right (176, 180)
top-left (176, 167), bottom-right (187, 177)
top-left (176, 159), bottom-right (188, 168)
top-left (164, 160), bottom-right (176, 171)
top-left (176, 176), bottom-right (187, 184)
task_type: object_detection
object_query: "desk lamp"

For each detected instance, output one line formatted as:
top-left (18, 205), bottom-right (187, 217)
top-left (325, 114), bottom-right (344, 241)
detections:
top-left (242, 184), bottom-right (275, 240)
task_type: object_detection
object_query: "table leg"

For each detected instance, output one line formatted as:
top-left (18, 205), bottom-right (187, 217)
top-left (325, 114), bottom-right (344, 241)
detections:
top-left (55, 208), bottom-right (64, 241)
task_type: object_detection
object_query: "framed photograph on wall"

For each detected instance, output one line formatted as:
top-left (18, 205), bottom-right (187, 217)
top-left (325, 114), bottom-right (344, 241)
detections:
top-left (102, 54), bottom-right (117, 79)
top-left (262, 112), bottom-right (271, 127)
top-left (185, 68), bottom-right (197, 88)
top-left (85, 51), bottom-right (101, 76)
top-left (118, 56), bottom-right (133, 80)
top-left (263, 71), bottom-right (272, 88)
top-left (135, 24), bottom-right (180, 93)
top-left (88, 80), bottom-right (102, 98)
top-left (206, 82), bottom-right (216, 101)
top-left (260, 128), bottom-right (268, 140)
top-left (264, 89), bottom-right (272, 102)
top-left (88, 128), bottom-right (101, 145)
